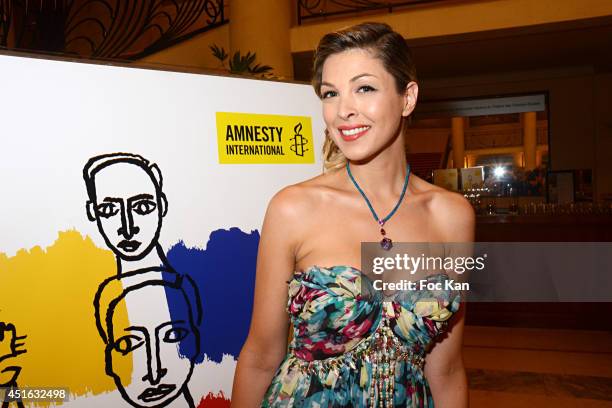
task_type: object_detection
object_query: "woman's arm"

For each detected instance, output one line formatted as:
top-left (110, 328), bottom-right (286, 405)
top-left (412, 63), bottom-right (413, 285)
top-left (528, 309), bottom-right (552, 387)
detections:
top-left (425, 192), bottom-right (475, 407)
top-left (424, 304), bottom-right (468, 408)
top-left (231, 187), bottom-right (304, 407)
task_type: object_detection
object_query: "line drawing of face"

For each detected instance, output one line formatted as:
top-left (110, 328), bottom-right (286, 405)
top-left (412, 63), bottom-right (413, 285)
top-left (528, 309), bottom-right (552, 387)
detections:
top-left (95, 272), bottom-right (201, 408)
top-left (84, 154), bottom-right (168, 263)
top-left (320, 48), bottom-right (417, 162)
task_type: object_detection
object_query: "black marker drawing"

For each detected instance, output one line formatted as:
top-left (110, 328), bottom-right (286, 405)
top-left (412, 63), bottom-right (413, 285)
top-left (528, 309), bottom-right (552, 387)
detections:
top-left (0, 322), bottom-right (26, 408)
top-left (83, 153), bottom-right (172, 275)
top-left (94, 270), bottom-right (202, 408)
top-left (85, 153), bottom-right (204, 407)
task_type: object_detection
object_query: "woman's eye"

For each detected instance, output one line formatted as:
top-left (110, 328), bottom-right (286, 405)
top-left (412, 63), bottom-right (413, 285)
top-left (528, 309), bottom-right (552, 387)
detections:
top-left (357, 85), bottom-right (376, 93)
top-left (321, 90), bottom-right (337, 99)
top-left (113, 335), bottom-right (144, 355)
top-left (131, 199), bottom-right (156, 215)
top-left (163, 328), bottom-right (189, 343)
top-left (96, 202), bottom-right (119, 218)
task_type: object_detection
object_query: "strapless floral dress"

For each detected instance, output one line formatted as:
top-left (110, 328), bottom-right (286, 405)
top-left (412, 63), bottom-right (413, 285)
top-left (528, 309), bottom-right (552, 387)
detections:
top-left (261, 265), bottom-right (461, 408)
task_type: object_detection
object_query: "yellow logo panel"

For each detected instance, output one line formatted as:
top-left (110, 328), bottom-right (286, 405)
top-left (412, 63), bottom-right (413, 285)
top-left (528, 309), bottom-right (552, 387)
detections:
top-left (216, 112), bottom-right (314, 164)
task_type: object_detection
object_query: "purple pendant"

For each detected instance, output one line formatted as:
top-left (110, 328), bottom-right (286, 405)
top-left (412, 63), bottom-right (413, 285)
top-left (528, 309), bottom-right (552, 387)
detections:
top-left (380, 237), bottom-right (393, 250)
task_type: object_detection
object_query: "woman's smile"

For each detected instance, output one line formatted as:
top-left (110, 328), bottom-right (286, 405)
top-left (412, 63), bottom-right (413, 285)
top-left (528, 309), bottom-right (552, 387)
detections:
top-left (338, 124), bottom-right (371, 141)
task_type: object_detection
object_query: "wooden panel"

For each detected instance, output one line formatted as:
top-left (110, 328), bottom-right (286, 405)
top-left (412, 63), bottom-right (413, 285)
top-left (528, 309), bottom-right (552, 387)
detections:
top-left (468, 215), bottom-right (612, 330)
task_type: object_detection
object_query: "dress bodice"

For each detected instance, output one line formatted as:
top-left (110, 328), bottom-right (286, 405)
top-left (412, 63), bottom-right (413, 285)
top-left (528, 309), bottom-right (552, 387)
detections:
top-left (261, 265), bottom-right (461, 407)
top-left (288, 265), bottom-right (461, 361)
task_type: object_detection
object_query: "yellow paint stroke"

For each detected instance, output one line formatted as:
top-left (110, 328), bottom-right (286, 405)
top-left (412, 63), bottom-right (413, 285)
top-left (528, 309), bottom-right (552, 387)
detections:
top-left (0, 230), bottom-right (132, 404)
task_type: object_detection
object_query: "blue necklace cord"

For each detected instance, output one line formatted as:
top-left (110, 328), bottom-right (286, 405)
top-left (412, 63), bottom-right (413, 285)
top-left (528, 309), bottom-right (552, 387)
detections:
top-left (346, 161), bottom-right (411, 225)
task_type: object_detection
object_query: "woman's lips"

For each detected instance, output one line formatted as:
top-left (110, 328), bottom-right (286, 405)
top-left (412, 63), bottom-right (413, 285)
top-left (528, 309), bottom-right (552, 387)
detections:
top-left (338, 125), bottom-right (370, 141)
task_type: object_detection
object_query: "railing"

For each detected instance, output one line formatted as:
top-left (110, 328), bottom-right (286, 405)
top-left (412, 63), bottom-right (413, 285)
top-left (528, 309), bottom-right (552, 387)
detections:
top-left (297, 0), bottom-right (459, 24)
top-left (0, 0), bottom-right (227, 60)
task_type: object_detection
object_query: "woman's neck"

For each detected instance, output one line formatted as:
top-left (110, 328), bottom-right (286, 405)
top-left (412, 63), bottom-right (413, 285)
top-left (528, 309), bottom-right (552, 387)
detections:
top-left (345, 137), bottom-right (408, 199)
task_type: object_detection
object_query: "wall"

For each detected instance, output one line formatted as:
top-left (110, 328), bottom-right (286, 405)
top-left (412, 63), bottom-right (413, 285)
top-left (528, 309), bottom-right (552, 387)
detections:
top-left (406, 129), bottom-right (449, 153)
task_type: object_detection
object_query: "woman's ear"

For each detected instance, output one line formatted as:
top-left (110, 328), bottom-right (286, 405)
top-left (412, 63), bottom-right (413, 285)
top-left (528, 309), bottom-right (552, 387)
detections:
top-left (402, 81), bottom-right (419, 117)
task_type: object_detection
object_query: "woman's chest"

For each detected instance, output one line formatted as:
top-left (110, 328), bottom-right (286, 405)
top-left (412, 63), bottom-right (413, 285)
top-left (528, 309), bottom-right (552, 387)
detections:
top-left (295, 202), bottom-right (443, 272)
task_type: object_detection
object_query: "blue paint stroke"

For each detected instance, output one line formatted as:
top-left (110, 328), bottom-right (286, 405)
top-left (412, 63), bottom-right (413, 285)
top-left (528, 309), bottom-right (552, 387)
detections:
top-left (163, 228), bottom-right (259, 363)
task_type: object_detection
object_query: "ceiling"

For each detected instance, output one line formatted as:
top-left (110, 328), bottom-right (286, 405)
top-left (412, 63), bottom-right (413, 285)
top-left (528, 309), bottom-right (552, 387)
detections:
top-left (292, 16), bottom-right (612, 81)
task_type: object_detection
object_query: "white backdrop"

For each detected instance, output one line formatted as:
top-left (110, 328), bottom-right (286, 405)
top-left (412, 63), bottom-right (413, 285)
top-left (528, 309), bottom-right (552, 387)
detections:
top-left (0, 53), bottom-right (324, 407)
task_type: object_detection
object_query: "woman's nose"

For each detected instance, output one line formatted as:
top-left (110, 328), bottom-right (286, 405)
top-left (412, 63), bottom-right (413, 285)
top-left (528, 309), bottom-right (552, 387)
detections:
top-left (337, 94), bottom-right (357, 120)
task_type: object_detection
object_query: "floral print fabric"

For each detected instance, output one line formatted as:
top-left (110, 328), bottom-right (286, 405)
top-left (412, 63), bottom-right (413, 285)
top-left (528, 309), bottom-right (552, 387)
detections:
top-left (261, 265), bottom-right (461, 407)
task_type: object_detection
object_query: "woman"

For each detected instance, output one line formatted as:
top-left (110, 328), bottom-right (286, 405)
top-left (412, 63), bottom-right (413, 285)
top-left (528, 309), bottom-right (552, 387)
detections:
top-left (232, 22), bottom-right (473, 407)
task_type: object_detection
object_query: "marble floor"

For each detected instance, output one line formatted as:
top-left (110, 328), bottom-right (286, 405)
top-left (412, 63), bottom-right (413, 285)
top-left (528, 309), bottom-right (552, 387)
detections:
top-left (464, 326), bottom-right (612, 407)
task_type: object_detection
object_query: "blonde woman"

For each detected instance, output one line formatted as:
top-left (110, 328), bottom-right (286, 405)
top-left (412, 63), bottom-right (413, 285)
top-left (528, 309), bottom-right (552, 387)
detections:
top-left (232, 22), bottom-right (473, 407)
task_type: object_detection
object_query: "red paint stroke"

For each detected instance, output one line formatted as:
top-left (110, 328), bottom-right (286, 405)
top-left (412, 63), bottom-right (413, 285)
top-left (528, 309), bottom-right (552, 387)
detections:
top-left (197, 392), bottom-right (230, 408)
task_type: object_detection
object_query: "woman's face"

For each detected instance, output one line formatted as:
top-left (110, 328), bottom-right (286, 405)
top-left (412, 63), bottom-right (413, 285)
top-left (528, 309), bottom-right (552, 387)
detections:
top-left (320, 48), bottom-right (416, 162)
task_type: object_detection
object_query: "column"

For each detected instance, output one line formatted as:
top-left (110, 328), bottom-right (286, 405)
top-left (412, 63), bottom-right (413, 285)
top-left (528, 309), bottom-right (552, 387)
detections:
top-left (229, 0), bottom-right (294, 78)
top-left (451, 117), bottom-right (466, 168)
top-left (536, 150), bottom-right (543, 168)
top-left (513, 152), bottom-right (523, 167)
top-left (523, 112), bottom-right (537, 170)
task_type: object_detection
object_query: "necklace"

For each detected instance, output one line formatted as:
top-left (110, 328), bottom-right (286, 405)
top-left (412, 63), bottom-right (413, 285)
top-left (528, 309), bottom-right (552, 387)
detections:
top-left (346, 162), bottom-right (411, 251)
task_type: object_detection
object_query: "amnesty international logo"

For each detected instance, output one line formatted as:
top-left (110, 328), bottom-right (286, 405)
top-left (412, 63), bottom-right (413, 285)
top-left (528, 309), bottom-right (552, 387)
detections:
top-left (216, 112), bottom-right (314, 164)
top-left (290, 123), bottom-right (309, 157)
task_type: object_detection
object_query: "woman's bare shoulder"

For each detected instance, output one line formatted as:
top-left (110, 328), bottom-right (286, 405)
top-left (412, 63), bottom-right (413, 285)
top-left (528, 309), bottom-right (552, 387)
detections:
top-left (409, 174), bottom-right (475, 241)
top-left (266, 171), bottom-right (343, 222)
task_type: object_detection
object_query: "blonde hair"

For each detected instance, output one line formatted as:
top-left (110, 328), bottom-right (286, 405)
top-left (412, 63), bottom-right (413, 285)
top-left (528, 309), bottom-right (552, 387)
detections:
top-left (322, 129), bottom-right (346, 171)
top-left (313, 22), bottom-right (417, 171)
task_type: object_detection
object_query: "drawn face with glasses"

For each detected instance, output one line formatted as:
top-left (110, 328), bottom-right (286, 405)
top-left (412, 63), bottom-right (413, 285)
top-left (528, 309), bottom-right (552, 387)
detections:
top-left (84, 154), bottom-right (168, 262)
